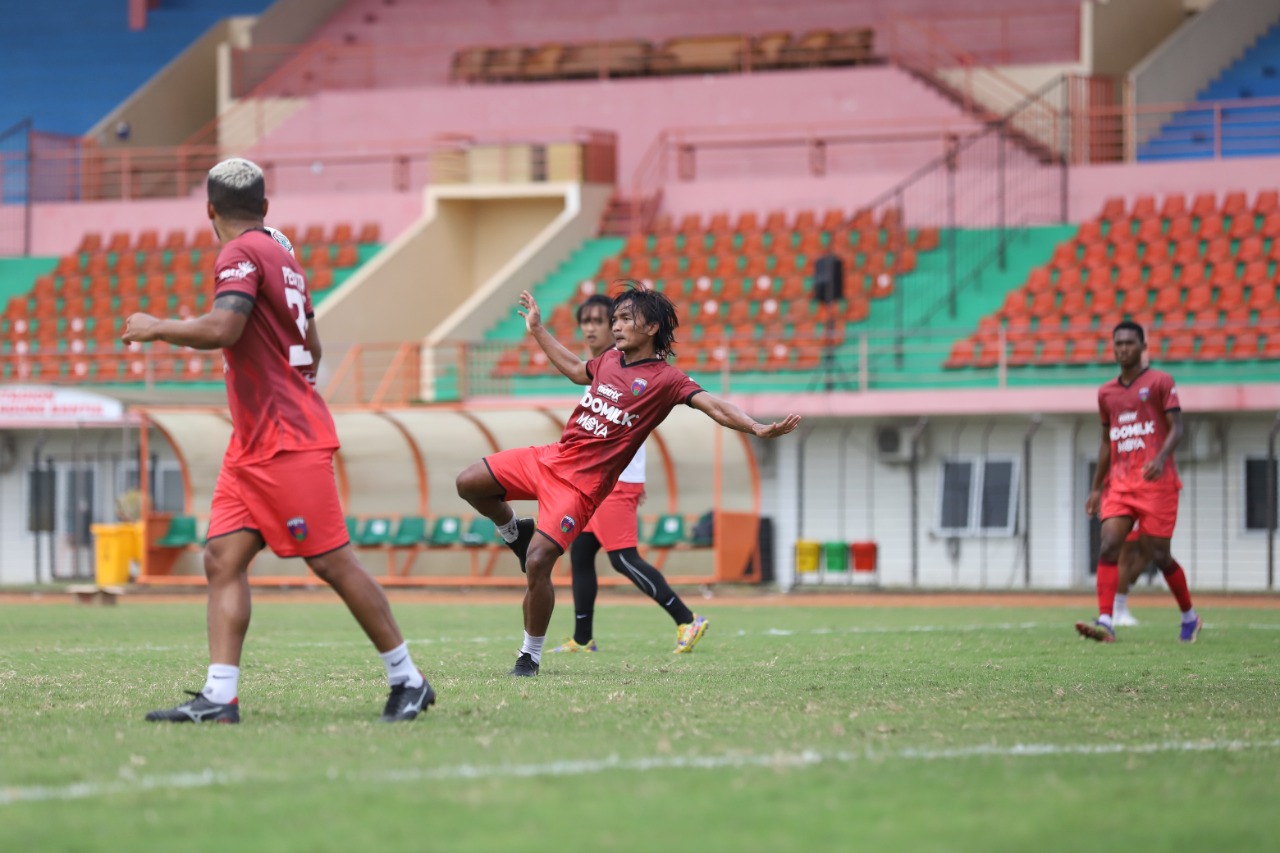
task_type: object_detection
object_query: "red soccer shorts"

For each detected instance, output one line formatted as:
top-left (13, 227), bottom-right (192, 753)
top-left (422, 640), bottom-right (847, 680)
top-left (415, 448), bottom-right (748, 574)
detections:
top-left (208, 448), bottom-right (349, 559)
top-left (484, 445), bottom-right (597, 552)
top-left (1102, 485), bottom-right (1179, 540)
top-left (583, 481), bottom-right (644, 552)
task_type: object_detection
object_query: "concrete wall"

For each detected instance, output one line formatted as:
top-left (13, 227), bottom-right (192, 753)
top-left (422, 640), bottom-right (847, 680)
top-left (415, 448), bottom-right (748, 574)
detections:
top-left (316, 183), bottom-right (610, 346)
top-left (765, 409), bottom-right (1280, 593)
top-left (1068, 154), bottom-right (1280, 221)
top-left (1086, 0), bottom-right (1189, 77)
top-left (1130, 0), bottom-right (1280, 109)
top-left (87, 18), bottom-right (249, 147)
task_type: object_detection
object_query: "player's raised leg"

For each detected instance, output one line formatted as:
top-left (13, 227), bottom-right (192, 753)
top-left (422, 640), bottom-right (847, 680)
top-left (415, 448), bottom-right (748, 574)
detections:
top-left (456, 460), bottom-right (535, 571)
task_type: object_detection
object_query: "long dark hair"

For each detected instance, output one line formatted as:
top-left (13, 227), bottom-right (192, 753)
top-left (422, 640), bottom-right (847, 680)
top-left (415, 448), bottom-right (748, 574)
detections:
top-left (576, 293), bottom-right (613, 323)
top-left (611, 279), bottom-right (679, 359)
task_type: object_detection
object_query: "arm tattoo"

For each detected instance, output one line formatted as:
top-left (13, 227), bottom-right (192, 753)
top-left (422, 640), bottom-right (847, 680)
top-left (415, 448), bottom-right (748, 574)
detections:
top-left (213, 292), bottom-right (255, 316)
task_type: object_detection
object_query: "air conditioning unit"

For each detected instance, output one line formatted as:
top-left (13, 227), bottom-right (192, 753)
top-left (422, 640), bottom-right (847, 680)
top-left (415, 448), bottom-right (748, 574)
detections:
top-left (875, 425), bottom-right (923, 464)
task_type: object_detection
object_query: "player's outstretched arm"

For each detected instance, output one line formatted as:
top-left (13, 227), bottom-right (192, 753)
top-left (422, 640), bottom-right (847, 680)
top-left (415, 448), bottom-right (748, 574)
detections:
top-left (690, 392), bottom-right (801, 438)
top-left (121, 294), bottom-right (252, 350)
top-left (517, 289), bottom-right (589, 384)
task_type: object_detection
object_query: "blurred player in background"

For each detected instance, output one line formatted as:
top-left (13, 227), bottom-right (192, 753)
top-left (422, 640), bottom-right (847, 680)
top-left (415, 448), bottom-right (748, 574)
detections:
top-left (456, 282), bottom-right (800, 676)
top-left (549, 294), bottom-right (708, 656)
top-left (124, 158), bottom-right (434, 723)
top-left (1077, 321), bottom-right (1201, 644)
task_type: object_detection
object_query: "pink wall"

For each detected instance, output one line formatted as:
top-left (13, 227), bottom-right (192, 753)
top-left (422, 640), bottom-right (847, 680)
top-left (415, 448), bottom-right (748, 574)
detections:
top-left (256, 67), bottom-right (972, 186)
top-left (309, 0), bottom-right (1081, 84)
top-left (1069, 156), bottom-right (1280, 222)
top-left (27, 191), bottom-right (422, 257)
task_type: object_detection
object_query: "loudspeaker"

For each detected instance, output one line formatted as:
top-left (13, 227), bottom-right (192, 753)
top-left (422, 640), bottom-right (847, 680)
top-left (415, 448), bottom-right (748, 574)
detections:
top-left (812, 254), bottom-right (844, 303)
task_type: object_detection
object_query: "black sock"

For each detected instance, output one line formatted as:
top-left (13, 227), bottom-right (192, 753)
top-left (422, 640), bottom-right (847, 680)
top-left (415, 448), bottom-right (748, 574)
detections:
top-left (608, 547), bottom-right (695, 626)
top-left (570, 534), bottom-right (601, 644)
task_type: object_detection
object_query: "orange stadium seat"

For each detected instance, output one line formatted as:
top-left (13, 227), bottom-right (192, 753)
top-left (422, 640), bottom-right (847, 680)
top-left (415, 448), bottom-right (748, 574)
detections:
top-left (76, 233), bottom-right (103, 254)
top-left (358, 223), bottom-right (381, 244)
top-left (1222, 191), bottom-right (1247, 218)
top-left (1198, 214), bottom-right (1224, 241)
top-left (1142, 239), bottom-right (1171, 266)
top-left (1131, 195), bottom-right (1157, 220)
top-left (1255, 190), bottom-right (1279, 216)
top-left (136, 230), bottom-right (158, 253)
top-left (1100, 197), bottom-right (1125, 222)
top-left (1199, 331), bottom-right (1228, 359)
top-left (1160, 194), bottom-right (1186, 220)
top-left (1166, 215), bottom-right (1193, 242)
top-left (1232, 331), bottom-right (1260, 359)
top-left (1191, 192), bottom-right (1217, 218)
top-left (331, 223), bottom-right (354, 245)
top-left (1163, 333), bottom-right (1196, 361)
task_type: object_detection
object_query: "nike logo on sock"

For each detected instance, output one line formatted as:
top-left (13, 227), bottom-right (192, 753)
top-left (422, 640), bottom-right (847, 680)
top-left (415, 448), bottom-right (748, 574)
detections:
top-left (210, 674), bottom-right (233, 679)
top-left (390, 655), bottom-right (407, 667)
top-left (576, 614), bottom-right (589, 620)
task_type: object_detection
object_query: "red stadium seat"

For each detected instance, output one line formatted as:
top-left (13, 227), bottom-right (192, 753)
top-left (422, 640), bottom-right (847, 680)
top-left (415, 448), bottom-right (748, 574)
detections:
top-left (1198, 214), bottom-right (1224, 241)
top-left (1191, 192), bottom-right (1217, 218)
top-left (1131, 195), bottom-right (1157, 221)
top-left (1100, 197), bottom-right (1125, 222)
top-left (1222, 190), bottom-right (1248, 218)
top-left (1254, 190), bottom-right (1279, 217)
top-left (1199, 331), bottom-right (1228, 359)
top-left (1160, 194), bottom-right (1187, 221)
top-left (1231, 331), bottom-right (1260, 359)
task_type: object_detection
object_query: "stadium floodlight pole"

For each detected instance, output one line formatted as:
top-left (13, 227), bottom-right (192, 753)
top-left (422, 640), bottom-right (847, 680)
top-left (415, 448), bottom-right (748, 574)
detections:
top-left (1268, 413), bottom-right (1280, 589)
top-left (1022, 415), bottom-right (1042, 588)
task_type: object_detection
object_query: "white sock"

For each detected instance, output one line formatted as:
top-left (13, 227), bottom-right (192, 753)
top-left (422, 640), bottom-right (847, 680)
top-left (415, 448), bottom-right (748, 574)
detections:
top-left (379, 642), bottom-right (423, 688)
top-left (1114, 593), bottom-right (1129, 614)
top-left (521, 632), bottom-right (545, 665)
top-left (496, 513), bottom-right (520, 543)
top-left (202, 664), bottom-right (239, 704)
top-left (1097, 614), bottom-right (1114, 630)
top-left (1182, 608), bottom-right (1199, 624)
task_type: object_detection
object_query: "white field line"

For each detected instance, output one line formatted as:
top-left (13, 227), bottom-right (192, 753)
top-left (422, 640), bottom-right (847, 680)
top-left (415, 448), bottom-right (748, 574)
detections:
top-left (4, 739), bottom-right (1279, 807)
top-left (28, 619), bottom-right (1280, 657)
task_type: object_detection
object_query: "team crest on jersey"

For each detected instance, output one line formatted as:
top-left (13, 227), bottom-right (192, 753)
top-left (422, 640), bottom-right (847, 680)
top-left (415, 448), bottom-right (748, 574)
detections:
top-left (1138, 387), bottom-right (1149, 401)
top-left (631, 378), bottom-right (648, 396)
top-left (286, 516), bottom-right (308, 542)
top-left (560, 515), bottom-right (576, 535)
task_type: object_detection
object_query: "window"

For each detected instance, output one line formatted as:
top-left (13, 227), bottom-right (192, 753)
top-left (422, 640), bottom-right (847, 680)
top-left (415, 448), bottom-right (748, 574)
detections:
top-left (1244, 457), bottom-right (1278, 532)
top-left (118, 461), bottom-right (185, 514)
top-left (936, 457), bottom-right (1019, 536)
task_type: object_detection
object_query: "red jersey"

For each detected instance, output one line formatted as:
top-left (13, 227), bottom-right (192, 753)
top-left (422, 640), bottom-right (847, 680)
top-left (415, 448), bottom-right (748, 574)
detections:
top-left (541, 349), bottom-right (703, 505)
top-left (1097, 367), bottom-right (1181, 493)
top-left (212, 229), bottom-right (340, 466)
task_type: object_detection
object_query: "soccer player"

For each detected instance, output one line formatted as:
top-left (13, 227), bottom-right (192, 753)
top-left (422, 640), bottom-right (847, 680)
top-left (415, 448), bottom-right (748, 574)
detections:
top-left (123, 158), bottom-right (434, 723)
top-left (1076, 321), bottom-right (1201, 643)
top-left (548, 294), bottom-right (708, 655)
top-left (1114, 523), bottom-right (1150, 626)
top-left (456, 283), bottom-right (801, 676)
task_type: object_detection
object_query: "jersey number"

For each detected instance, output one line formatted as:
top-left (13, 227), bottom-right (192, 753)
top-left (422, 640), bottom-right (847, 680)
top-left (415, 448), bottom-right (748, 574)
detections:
top-left (284, 288), bottom-right (313, 368)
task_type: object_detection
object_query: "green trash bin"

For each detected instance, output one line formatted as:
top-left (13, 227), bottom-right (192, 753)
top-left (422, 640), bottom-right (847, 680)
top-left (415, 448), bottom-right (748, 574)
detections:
top-left (823, 541), bottom-right (849, 572)
top-left (91, 523), bottom-right (132, 587)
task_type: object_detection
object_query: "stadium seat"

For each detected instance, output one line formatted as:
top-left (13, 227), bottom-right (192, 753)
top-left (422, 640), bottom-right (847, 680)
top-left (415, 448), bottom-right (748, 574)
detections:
top-left (1255, 190), bottom-right (1279, 216)
top-left (1232, 331), bottom-right (1261, 359)
top-left (354, 517), bottom-right (394, 547)
top-left (427, 516), bottom-right (463, 546)
top-left (389, 516), bottom-right (427, 547)
top-left (156, 516), bottom-right (200, 548)
top-left (462, 517), bottom-right (502, 546)
top-left (648, 515), bottom-right (687, 547)
top-left (1160, 194), bottom-right (1187, 220)
top-left (1131, 195), bottom-right (1157, 220)
top-left (1222, 191), bottom-right (1247, 218)
top-left (1191, 192), bottom-right (1217, 219)
top-left (1199, 331), bottom-right (1228, 359)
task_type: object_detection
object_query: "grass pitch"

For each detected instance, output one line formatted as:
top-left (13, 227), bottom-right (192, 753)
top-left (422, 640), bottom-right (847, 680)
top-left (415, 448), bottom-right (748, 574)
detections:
top-left (1, 594), bottom-right (1278, 852)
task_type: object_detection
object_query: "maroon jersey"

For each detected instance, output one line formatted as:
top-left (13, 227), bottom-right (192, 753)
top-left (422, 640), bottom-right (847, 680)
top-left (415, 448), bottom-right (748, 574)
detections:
top-left (541, 349), bottom-right (703, 505)
top-left (212, 229), bottom-right (340, 466)
top-left (1097, 367), bottom-right (1181, 492)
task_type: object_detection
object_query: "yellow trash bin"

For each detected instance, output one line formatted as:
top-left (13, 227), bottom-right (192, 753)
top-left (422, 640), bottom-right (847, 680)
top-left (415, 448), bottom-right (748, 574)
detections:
top-left (91, 524), bottom-right (132, 587)
top-left (795, 540), bottom-right (820, 574)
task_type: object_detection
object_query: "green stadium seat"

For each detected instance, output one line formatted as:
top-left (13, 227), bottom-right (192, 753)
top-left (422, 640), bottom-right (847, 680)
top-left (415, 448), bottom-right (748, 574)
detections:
top-left (427, 516), bottom-right (463, 547)
top-left (354, 517), bottom-right (394, 547)
top-left (461, 517), bottom-right (502, 547)
top-left (648, 514), bottom-right (686, 548)
top-left (156, 515), bottom-right (199, 548)
top-left (345, 516), bottom-right (358, 540)
top-left (390, 516), bottom-right (427, 547)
